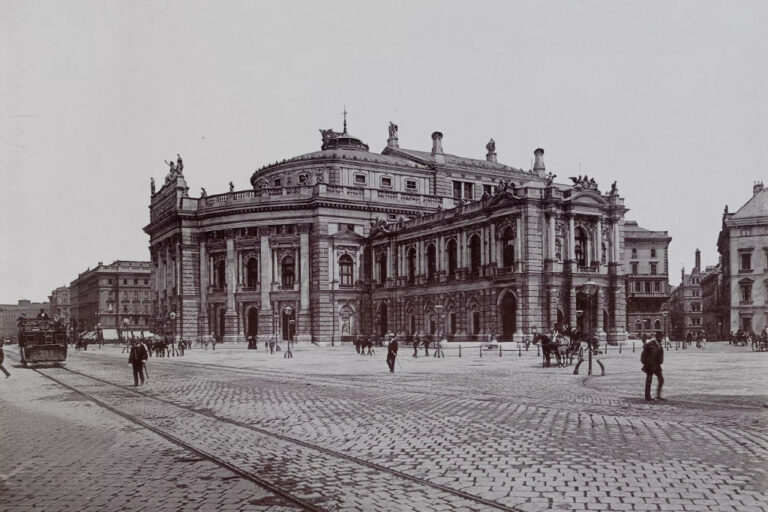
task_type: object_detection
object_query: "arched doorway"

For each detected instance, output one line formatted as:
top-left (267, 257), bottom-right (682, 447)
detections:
top-left (426, 244), bottom-right (437, 280)
top-left (247, 307), bottom-right (258, 337)
top-left (378, 302), bottom-right (388, 337)
top-left (468, 235), bottom-right (481, 275)
top-left (446, 239), bottom-right (457, 279)
top-left (499, 293), bottom-right (516, 341)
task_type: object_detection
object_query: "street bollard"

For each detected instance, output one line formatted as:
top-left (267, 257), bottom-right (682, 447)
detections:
top-left (619, 342), bottom-right (622, 354)
top-left (518, 344), bottom-right (522, 357)
top-left (537, 345), bottom-right (540, 357)
top-left (632, 341), bottom-right (635, 353)
top-left (459, 345), bottom-right (462, 358)
top-left (480, 345), bottom-right (482, 358)
top-left (500, 345), bottom-right (502, 357)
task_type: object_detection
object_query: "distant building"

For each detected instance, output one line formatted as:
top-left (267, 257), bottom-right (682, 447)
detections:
top-left (69, 261), bottom-right (152, 332)
top-left (717, 181), bottom-right (768, 335)
top-left (700, 263), bottom-right (726, 339)
top-left (0, 299), bottom-right (50, 342)
top-left (668, 249), bottom-right (704, 340)
top-left (623, 221), bottom-right (672, 337)
top-left (49, 286), bottom-right (70, 327)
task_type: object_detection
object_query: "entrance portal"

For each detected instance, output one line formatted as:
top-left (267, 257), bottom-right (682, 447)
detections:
top-left (378, 302), bottom-right (388, 337)
top-left (500, 293), bottom-right (516, 341)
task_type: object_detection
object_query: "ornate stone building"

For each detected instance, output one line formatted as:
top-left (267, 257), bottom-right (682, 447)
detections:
top-left (48, 286), bottom-right (71, 328)
top-left (667, 249), bottom-right (704, 341)
top-left (717, 181), bottom-right (768, 334)
top-left (145, 122), bottom-right (629, 344)
top-left (623, 221), bottom-right (672, 337)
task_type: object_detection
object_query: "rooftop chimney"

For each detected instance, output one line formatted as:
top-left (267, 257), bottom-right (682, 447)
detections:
top-left (681, 266), bottom-right (685, 283)
top-left (533, 148), bottom-right (545, 176)
top-left (754, 181), bottom-right (764, 196)
top-left (431, 132), bottom-right (444, 155)
top-left (695, 249), bottom-right (701, 272)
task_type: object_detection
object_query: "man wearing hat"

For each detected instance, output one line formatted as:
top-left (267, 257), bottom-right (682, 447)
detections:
top-left (641, 331), bottom-right (665, 401)
top-left (128, 339), bottom-right (149, 386)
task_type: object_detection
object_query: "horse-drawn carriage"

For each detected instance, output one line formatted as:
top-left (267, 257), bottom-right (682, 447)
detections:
top-left (752, 333), bottom-right (768, 352)
top-left (534, 331), bottom-right (585, 367)
top-left (18, 317), bottom-right (67, 366)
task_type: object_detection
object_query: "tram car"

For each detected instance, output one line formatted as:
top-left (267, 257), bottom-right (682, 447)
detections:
top-left (18, 317), bottom-right (68, 366)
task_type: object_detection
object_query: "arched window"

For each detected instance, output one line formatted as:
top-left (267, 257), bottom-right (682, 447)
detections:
top-left (215, 260), bottom-right (226, 289)
top-left (469, 235), bottom-right (481, 275)
top-left (339, 255), bottom-right (354, 287)
top-left (426, 244), bottom-right (437, 280)
top-left (377, 252), bottom-right (387, 285)
top-left (654, 319), bottom-right (661, 331)
top-left (501, 227), bottom-right (515, 268)
top-left (446, 239), bottom-right (457, 278)
top-left (246, 258), bottom-right (259, 288)
top-left (575, 227), bottom-right (588, 267)
top-left (282, 256), bottom-right (295, 288)
top-left (406, 248), bottom-right (416, 284)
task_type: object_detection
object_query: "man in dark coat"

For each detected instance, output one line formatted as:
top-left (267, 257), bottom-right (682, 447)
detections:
top-left (128, 340), bottom-right (149, 386)
top-left (641, 331), bottom-right (665, 401)
top-left (412, 334), bottom-right (420, 358)
top-left (386, 337), bottom-right (399, 373)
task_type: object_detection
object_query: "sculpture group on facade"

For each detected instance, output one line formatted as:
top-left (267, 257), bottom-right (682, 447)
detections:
top-left (388, 122), bottom-right (398, 139)
top-left (569, 174), bottom-right (599, 192)
top-left (486, 138), bottom-right (496, 154)
top-left (163, 154), bottom-right (184, 185)
top-left (544, 172), bottom-right (557, 187)
top-left (200, 187), bottom-right (207, 198)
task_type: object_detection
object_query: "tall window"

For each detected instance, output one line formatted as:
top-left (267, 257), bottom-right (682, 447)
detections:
top-left (216, 260), bottom-right (226, 289)
top-left (645, 281), bottom-right (651, 293)
top-left (741, 253), bottom-right (752, 271)
top-left (631, 262), bottom-right (638, 275)
top-left (446, 239), bottom-right (457, 278)
top-left (575, 228), bottom-right (588, 266)
top-left (463, 182), bottom-right (473, 200)
top-left (650, 263), bottom-right (657, 275)
top-left (282, 256), bottom-right (295, 288)
top-left (378, 252), bottom-right (388, 285)
top-left (426, 244), bottom-right (437, 280)
top-left (501, 228), bottom-right (515, 268)
top-left (650, 249), bottom-right (656, 258)
top-left (339, 255), bottom-right (354, 287)
top-left (468, 235), bottom-right (481, 275)
top-left (654, 281), bottom-right (661, 292)
top-left (246, 258), bottom-right (259, 287)
top-left (631, 248), bottom-right (638, 259)
top-left (740, 282), bottom-right (752, 304)
top-left (453, 181), bottom-right (462, 199)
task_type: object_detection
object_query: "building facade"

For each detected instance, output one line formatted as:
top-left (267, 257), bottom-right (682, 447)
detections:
top-left (69, 261), bottom-right (152, 333)
top-left (0, 299), bottom-right (50, 342)
top-left (717, 181), bottom-right (768, 335)
top-left (623, 221), bottom-right (672, 337)
top-left (668, 249), bottom-right (704, 341)
top-left (49, 286), bottom-right (70, 327)
top-left (145, 122), bottom-right (631, 344)
top-left (700, 263), bottom-right (726, 339)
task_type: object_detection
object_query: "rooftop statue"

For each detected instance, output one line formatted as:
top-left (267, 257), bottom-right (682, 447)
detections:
top-left (486, 138), bottom-right (496, 154)
top-left (200, 187), bottom-right (207, 198)
top-left (229, 181), bottom-right (235, 192)
top-left (388, 121), bottom-right (398, 139)
top-left (544, 172), bottom-right (557, 187)
top-left (164, 159), bottom-right (177, 184)
top-left (176, 154), bottom-right (184, 174)
top-left (319, 128), bottom-right (337, 144)
top-left (609, 181), bottom-right (618, 195)
top-left (150, 177), bottom-right (156, 195)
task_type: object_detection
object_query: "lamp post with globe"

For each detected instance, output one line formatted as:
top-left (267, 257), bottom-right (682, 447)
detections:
top-left (169, 311), bottom-right (176, 344)
top-left (574, 279), bottom-right (604, 376)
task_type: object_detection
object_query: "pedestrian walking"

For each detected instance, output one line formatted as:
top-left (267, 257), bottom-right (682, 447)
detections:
top-left (423, 337), bottom-right (430, 357)
top-left (128, 340), bottom-right (149, 386)
top-left (386, 336), bottom-right (399, 373)
top-left (412, 334), bottom-right (420, 358)
top-left (0, 340), bottom-right (11, 378)
top-left (641, 331), bottom-right (665, 401)
top-left (269, 337), bottom-right (275, 354)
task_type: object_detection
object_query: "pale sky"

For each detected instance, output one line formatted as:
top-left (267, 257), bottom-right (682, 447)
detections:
top-left (1, 0), bottom-right (766, 303)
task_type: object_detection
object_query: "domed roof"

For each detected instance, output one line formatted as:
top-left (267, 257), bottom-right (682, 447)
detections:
top-left (320, 129), bottom-right (369, 152)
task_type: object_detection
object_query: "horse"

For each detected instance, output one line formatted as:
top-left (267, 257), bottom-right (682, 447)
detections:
top-left (534, 333), bottom-right (560, 367)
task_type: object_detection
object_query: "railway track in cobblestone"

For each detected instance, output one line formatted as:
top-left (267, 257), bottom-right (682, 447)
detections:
top-left (28, 361), bottom-right (526, 512)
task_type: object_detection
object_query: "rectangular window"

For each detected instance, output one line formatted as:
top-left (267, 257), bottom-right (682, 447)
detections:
top-left (380, 176), bottom-right (392, 188)
top-left (108, 279), bottom-right (113, 285)
top-left (650, 249), bottom-right (656, 258)
top-left (654, 281), bottom-right (661, 292)
top-left (273, 178), bottom-right (282, 187)
top-left (741, 284), bottom-right (752, 304)
top-left (635, 281), bottom-right (642, 292)
top-left (645, 282), bottom-right (651, 293)
top-left (134, 279), bottom-right (138, 285)
top-left (405, 180), bottom-right (417, 191)
top-left (483, 184), bottom-right (492, 196)
top-left (453, 181), bottom-right (462, 199)
top-left (463, 182), bottom-right (473, 200)
top-left (741, 253), bottom-right (752, 271)
top-left (650, 263), bottom-right (657, 275)
top-left (742, 316), bottom-right (752, 331)
top-left (631, 262), bottom-right (638, 275)
top-left (123, 279), bottom-right (128, 285)
top-left (354, 174), bottom-right (367, 185)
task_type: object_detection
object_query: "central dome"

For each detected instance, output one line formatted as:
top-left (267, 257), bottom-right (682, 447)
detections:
top-left (320, 129), bottom-right (369, 152)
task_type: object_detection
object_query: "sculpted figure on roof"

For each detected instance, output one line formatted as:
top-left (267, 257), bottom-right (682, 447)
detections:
top-left (486, 138), bottom-right (496, 154)
top-left (388, 121), bottom-right (398, 139)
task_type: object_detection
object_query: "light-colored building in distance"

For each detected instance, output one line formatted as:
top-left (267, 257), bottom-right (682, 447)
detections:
top-left (668, 249), bottom-right (704, 341)
top-left (717, 181), bottom-right (768, 335)
top-left (0, 299), bottom-right (50, 342)
top-left (49, 286), bottom-right (70, 328)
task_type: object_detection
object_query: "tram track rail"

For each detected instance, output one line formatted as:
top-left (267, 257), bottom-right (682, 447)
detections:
top-left (19, 356), bottom-right (526, 512)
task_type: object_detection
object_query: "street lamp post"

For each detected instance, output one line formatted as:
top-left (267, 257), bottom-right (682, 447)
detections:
top-left (331, 280), bottom-right (338, 347)
top-left (434, 304), bottom-right (444, 358)
top-left (662, 310), bottom-right (668, 345)
top-left (169, 311), bottom-right (176, 343)
top-left (575, 279), bottom-right (599, 376)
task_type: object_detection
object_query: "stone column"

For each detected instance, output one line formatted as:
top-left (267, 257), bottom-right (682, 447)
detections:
top-left (488, 225), bottom-right (496, 266)
top-left (596, 286), bottom-right (605, 341)
top-left (586, 233), bottom-right (592, 267)
top-left (237, 251), bottom-right (243, 286)
top-left (199, 241), bottom-right (208, 338)
top-left (548, 215), bottom-right (555, 260)
top-left (596, 217), bottom-right (603, 265)
top-left (224, 236), bottom-right (239, 341)
top-left (259, 229), bottom-right (273, 336)
top-left (480, 226), bottom-right (487, 267)
top-left (515, 217), bottom-right (523, 268)
top-left (550, 287), bottom-right (559, 330)
top-left (569, 286), bottom-right (577, 329)
top-left (298, 225), bottom-right (311, 342)
top-left (568, 217), bottom-right (575, 261)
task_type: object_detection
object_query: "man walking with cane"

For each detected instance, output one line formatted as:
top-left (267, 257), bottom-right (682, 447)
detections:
top-left (386, 336), bottom-right (399, 374)
top-left (641, 331), bottom-right (665, 401)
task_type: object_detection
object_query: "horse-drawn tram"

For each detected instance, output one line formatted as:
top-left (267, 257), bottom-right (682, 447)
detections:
top-left (18, 318), bottom-right (67, 366)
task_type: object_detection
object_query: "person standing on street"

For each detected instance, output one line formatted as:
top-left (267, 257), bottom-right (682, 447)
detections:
top-left (412, 334), bottom-right (420, 358)
top-left (641, 331), bottom-right (665, 401)
top-left (0, 340), bottom-right (11, 378)
top-left (386, 336), bottom-right (399, 373)
top-left (128, 340), bottom-right (149, 386)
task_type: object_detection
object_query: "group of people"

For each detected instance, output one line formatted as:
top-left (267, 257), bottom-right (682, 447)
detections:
top-left (246, 335), bottom-right (284, 354)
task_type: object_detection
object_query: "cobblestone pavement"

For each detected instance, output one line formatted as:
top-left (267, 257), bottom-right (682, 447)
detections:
top-left (1, 341), bottom-right (766, 511)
